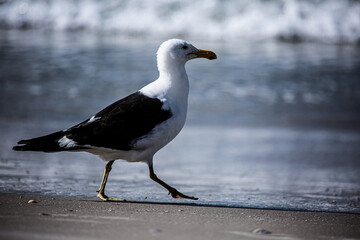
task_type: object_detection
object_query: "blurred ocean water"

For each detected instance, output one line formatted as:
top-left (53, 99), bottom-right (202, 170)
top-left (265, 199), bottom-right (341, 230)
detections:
top-left (0, 0), bottom-right (360, 44)
top-left (0, 0), bottom-right (360, 213)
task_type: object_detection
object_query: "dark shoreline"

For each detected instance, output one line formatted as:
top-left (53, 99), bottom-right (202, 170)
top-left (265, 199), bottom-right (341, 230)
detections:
top-left (2, 190), bottom-right (360, 215)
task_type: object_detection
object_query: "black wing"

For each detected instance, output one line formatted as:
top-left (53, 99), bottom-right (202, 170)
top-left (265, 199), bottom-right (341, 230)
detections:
top-left (13, 92), bottom-right (173, 152)
top-left (67, 92), bottom-right (172, 150)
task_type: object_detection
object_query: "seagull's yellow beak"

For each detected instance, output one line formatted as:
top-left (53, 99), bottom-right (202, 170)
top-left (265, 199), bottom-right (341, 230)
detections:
top-left (193, 49), bottom-right (217, 60)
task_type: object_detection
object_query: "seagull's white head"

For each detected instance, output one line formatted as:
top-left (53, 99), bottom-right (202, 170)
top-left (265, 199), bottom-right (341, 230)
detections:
top-left (157, 39), bottom-right (217, 73)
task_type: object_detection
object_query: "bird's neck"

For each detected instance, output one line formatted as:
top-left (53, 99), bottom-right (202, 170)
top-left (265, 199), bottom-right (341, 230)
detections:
top-left (158, 59), bottom-right (186, 78)
top-left (139, 63), bottom-right (189, 104)
top-left (158, 64), bottom-right (189, 101)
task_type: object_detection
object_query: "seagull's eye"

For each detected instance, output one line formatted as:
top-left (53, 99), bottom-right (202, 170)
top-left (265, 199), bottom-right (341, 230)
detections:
top-left (181, 45), bottom-right (188, 50)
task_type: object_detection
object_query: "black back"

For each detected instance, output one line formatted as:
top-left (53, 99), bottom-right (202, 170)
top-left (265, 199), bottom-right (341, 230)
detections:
top-left (66, 92), bottom-right (173, 150)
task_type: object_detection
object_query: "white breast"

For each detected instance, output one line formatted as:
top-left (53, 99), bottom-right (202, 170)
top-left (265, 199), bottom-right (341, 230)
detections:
top-left (132, 74), bottom-right (189, 161)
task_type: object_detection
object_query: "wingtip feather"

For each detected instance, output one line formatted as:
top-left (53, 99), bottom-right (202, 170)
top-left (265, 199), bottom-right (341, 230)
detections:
top-left (13, 145), bottom-right (24, 151)
top-left (18, 139), bottom-right (29, 144)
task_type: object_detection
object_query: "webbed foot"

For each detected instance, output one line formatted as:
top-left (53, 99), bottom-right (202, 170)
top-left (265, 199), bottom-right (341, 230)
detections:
top-left (168, 188), bottom-right (198, 200)
top-left (97, 191), bottom-right (126, 202)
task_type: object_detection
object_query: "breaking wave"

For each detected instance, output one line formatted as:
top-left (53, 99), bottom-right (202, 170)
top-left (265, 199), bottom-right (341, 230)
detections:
top-left (1, 0), bottom-right (360, 44)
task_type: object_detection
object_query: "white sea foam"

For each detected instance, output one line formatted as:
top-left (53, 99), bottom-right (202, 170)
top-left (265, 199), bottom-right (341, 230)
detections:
top-left (0, 0), bottom-right (359, 44)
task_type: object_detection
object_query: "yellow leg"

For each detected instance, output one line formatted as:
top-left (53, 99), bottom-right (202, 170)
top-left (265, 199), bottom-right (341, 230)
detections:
top-left (149, 164), bottom-right (198, 200)
top-left (97, 161), bottom-right (125, 201)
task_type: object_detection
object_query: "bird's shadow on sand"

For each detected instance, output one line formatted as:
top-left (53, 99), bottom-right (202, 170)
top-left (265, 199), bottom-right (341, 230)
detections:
top-left (80, 198), bottom-right (360, 214)
top-left (81, 198), bottom-right (203, 208)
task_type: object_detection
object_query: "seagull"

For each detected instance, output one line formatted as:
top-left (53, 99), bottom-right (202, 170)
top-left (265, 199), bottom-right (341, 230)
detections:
top-left (13, 39), bottom-right (217, 201)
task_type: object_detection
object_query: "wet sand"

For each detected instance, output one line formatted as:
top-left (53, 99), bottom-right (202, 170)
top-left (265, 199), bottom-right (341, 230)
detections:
top-left (0, 193), bottom-right (359, 240)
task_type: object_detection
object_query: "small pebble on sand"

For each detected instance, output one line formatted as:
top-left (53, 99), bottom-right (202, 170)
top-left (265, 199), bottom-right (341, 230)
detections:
top-left (149, 228), bottom-right (162, 233)
top-left (253, 228), bottom-right (272, 234)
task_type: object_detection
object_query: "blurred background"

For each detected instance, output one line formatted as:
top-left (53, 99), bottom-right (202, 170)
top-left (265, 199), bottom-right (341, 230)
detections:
top-left (0, 0), bottom-right (359, 213)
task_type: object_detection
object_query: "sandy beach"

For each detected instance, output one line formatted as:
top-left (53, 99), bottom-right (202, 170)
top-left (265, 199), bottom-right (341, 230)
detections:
top-left (0, 193), bottom-right (359, 240)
